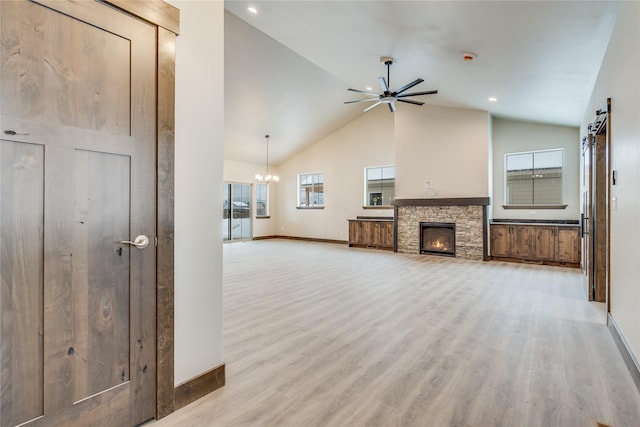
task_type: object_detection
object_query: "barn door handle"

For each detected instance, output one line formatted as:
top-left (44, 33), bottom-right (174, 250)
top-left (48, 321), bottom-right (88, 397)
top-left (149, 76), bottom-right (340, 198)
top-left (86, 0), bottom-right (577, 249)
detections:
top-left (119, 235), bottom-right (149, 249)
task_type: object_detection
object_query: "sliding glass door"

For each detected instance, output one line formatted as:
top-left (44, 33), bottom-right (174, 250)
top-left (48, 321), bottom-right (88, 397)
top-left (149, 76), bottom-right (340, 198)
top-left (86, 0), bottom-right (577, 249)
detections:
top-left (223, 182), bottom-right (251, 241)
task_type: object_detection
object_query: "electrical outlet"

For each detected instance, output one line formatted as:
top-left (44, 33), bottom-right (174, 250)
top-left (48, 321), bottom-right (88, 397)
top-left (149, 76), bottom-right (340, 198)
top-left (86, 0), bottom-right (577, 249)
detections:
top-left (425, 180), bottom-right (432, 189)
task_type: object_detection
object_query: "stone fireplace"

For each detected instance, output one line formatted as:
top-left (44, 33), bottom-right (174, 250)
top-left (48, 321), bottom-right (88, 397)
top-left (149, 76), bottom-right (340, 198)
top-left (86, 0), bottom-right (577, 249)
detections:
top-left (393, 198), bottom-right (489, 261)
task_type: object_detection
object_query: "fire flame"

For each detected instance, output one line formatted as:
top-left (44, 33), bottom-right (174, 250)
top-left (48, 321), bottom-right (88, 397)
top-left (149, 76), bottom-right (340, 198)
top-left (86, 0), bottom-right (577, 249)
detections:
top-left (431, 239), bottom-right (450, 251)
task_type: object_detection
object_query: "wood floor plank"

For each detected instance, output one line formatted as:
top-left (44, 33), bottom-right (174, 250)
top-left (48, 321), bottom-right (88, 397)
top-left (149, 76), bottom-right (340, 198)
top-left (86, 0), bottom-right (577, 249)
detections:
top-left (151, 239), bottom-right (640, 427)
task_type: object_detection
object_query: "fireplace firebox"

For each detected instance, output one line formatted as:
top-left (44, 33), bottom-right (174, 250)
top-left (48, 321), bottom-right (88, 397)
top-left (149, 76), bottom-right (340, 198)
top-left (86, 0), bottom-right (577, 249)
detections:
top-left (420, 222), bottom-right (456, 257)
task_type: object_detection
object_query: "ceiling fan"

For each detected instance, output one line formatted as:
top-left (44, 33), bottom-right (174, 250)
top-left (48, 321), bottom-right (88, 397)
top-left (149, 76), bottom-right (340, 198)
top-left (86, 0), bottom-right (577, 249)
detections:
top-left (344, 56), bottom-right (438, 113)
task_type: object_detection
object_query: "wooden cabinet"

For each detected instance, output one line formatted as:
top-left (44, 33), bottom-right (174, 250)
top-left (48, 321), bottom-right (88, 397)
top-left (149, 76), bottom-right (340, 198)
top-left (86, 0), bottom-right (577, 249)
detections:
top-left (532, 226), bottom-right (556, 261)
top-left (380, 222), bottom-right (394, 248)
top-left (511, 225), bottom-right (533, 259)
top-left (556, 228), bottom-right (580, 264)
top-left (490, 223), bottom-right (580, 266)
top-left (348, 218), bottom-right (394, 250)
top-left (490, 224), bottom-right (510, 257)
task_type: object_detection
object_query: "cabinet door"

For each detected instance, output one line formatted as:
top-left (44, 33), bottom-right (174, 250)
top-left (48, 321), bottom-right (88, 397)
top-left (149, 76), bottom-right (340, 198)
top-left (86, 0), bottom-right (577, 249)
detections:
top-left (381, 222), bottom-right (394, 248)
top-left (532, 227), bottom-right (556, 261)
top-left (371, 222), bottom-right (383, 246)
top-left (556, 227), bottom-right (580, 263)
top-left (360, 221), bottom-right (373, 245)
top-left (510, 226), bottom-right (532, 258)
top-left (348, 221), bottom-right (360, 245)
top-left (490, 225), bottom-right (511, 257)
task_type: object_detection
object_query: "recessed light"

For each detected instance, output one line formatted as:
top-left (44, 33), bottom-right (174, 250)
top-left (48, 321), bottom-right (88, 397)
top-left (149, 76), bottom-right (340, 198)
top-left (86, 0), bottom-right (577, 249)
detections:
top-left (248, 6), bottom-right (258, 14)
top-left (488, 97), bottom-right (497, 102)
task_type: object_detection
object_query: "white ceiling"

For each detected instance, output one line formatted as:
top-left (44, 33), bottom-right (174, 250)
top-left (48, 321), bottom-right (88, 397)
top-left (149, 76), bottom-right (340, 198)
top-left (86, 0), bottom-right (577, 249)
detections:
top-left (224, 1), bottom-right (620, 166)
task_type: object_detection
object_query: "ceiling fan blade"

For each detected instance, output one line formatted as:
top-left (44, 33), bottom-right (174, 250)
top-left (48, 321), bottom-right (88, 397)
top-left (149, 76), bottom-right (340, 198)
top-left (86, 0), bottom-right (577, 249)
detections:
top-left (389, 102), bottom-right (396, 112)
top-left (393, 78), bottom-right (424, 96)
top-left (363, 101), bottom-right (382, 113)
top-left (378, 77), bottom-right (389, 93)
top-left (397, 89), bottom-right (438, 98)
top-left (347, 88), bottom-right (380, 97)
top-left (397, 98), bottom-right (424, 106)
top-left (344, 98), bottom-right (381, 104)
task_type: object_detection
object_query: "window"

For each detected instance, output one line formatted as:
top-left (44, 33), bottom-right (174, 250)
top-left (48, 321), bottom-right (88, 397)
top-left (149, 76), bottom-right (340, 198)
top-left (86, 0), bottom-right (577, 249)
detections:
top-left (222, 182), bottom-right (251, 241)
top-left (298, 173), bottom-right (324, 207)
top-left (365, 165), bottom-right (395, 206)
top-left (505, 149), bottom-right (564, 206)
top-left (255, 183), bottom-right (268, 217)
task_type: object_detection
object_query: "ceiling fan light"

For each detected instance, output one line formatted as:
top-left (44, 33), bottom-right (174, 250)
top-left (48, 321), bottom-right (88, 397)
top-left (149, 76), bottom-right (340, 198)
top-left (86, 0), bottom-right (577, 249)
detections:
top-left (345, 57), bottom-right (437, 113)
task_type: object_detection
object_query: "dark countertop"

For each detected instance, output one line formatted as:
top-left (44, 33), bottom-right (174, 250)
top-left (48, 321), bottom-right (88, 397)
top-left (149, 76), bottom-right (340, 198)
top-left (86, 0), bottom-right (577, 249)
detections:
top-left (349, 216), bottom-right (394, 222)
top-left (491, 218), bottom-right (579, 227)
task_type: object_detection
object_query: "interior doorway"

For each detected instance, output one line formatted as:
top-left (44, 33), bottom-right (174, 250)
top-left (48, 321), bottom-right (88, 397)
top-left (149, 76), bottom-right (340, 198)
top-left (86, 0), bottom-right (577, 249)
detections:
top-left (223, 183), bottom-right (252, 241)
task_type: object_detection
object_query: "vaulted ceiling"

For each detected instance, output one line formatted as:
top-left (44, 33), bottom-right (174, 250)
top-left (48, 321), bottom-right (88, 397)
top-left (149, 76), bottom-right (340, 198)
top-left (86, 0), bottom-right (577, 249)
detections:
top-left (224, 1), bottom-right (620, 166)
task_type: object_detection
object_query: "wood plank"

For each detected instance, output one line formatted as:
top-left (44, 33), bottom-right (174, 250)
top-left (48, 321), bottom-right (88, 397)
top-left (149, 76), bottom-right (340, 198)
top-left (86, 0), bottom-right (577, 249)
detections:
top-left (594, 133), bottom-right (608, 302)
top-left (156, 26), bottom-right (176, 420)
top-left (174, 364), bottom-right (226, 411)
top-left (0, 140), bottom-right (45, 426)
top-left (557, 227), bottom-right (581, 264)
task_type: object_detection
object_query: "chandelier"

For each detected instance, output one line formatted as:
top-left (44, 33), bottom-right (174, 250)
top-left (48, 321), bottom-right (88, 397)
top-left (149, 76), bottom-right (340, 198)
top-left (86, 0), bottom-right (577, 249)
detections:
top-left (255, 134), bottom-right (279, 183)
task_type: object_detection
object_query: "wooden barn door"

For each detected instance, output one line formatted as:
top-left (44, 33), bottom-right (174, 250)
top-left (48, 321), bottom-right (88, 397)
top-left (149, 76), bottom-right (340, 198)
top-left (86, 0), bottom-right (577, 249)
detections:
top-left (1, 1), bottom-right (157, 426)
top-left (581, 135), bottom-right (594, 299)
top-left (581, 100), bottom-right (610, 304)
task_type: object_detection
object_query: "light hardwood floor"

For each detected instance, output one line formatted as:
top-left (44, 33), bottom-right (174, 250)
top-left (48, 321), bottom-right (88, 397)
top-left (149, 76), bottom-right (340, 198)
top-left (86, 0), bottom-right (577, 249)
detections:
top-left (153, 239), bottom-right (640, 426)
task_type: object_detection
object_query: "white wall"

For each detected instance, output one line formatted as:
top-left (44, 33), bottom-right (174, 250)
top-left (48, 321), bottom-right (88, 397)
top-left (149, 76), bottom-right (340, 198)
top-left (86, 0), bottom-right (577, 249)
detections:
top-left (492, 118), bottom-right (580, 220)
top-left (582, 1), bottom-right (640, 365)
top-left (170, 0), bottom-right (224, 385)
top-left (277, 106), bottom-right (394, 240)
top-left (274, 103), bottom-right (492, 240)
top-left (394, 105), bottom-right (490, 199)
top-left (224, 159), bottom-right (279, 237)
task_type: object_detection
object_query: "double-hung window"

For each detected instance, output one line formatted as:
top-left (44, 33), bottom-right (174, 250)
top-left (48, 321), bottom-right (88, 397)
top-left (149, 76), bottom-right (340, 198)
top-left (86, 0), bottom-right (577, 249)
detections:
top-left (298, 173), bottom-right (324, 208)
top-left (504, 149), bottom-right (564, 207)
top-left (365, 165), bottom-right (395, 207)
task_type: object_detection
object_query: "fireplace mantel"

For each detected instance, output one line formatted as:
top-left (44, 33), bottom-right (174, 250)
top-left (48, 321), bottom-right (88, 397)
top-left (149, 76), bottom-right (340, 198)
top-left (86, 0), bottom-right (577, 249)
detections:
top-left (392, 197), bottom-right (490, 207)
